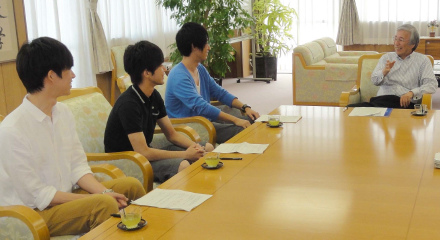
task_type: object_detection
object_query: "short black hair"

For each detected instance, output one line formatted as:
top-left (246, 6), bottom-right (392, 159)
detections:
top-left (16, 37), bottom-right (74, 94)
top-left (176, 22), bottom-right (209, 57)
top-left (123, 41), bottom-right (164, 86)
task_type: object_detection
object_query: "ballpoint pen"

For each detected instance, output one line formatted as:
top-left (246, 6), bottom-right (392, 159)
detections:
top-left (220, 157), bottom-right (242, 160)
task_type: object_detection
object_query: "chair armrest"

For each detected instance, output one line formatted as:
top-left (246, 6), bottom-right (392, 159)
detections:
top-left (169, 116), bottom-right (216, 145)
top-left (91, 164), bottom-right (126, 179)
top-left (339, 85), bottom-right (359, 107)
top-left (86, 152), bottom-right (153, 193)
top-left (422, 93), bottom-right (432, 110)
top-left (154, 125), bottom-right (201, 143)
top-left (0, 205), bottom-right (50, 240)
top-left (210, 100), bottom-right (222, 106)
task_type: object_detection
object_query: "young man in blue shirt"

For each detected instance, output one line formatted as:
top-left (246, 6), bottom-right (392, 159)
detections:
top-left (166, 22), bottom-right (260, 143)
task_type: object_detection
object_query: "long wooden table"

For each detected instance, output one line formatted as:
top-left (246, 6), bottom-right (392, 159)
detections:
top-left (81, 105), bottom-right (440, 239)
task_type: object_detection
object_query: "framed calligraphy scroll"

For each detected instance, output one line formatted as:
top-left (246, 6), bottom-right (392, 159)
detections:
top-left (0, 0), bottom-right (19, 63)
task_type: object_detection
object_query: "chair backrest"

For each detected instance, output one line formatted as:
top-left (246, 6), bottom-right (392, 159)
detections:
top-left (313, 37), bottom-right (337, 57)
top-left (117, 74), bottom-right (169, 102)
top-left (356, 53), bottom-right (384, 103)
top-left (293, 41), bottom-right (325, 66)
top-left (110, 45), bottom-right (129, 105)
top-left (58, 87), bottom-right (112, 153)
top-left (357, 53), bottom-right (435, 103)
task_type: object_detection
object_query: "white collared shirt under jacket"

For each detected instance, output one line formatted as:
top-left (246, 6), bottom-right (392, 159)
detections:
top-left (0, 97), bottom-right (92, 211)
top-left (371, 52), bottom-right (437, 103)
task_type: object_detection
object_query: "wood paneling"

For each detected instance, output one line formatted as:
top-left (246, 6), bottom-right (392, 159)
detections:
top-left (2, 61), bottom-right (26, 113)
top-left (0, 0), bottom-right (27, 115)
top-left (13, 0), bottom-right (27, 47)
top-left (242, 39), bottom-right (251, 77)
top-left (0, 65), bottom-right (6, 116)
top-left (425, 39), bottom-right (440, 60)
top-left (96, 72), bottom-right (112, 103)
top-left (343, 44), bottom-right (395, 52)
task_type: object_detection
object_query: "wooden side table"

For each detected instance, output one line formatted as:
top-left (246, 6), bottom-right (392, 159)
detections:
top-left (416, 37), bottom-right (440, 60)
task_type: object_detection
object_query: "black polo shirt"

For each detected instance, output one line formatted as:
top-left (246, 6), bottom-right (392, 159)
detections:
top-left (104, 85), bottom-right (167, 153)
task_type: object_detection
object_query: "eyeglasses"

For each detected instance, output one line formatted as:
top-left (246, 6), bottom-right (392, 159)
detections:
top-left (392, 36), bottom-right (407, 43)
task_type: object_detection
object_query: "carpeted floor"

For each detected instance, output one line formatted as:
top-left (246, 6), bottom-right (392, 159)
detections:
top-left (222, 74), bottom-right (440, 113)
top-left (222, 74), bottom-right (293, 115)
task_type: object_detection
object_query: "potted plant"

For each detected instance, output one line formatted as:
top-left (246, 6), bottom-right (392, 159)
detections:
top-left (428, 20), bottom-right (439, 37)
top-left (252, 0), bottom-right (297, 80)
top-left (156, 0), bottom-right (253, 78)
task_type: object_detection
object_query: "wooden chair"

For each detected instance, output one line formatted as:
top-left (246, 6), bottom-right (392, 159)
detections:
top-left (58, 87), bottom-right (156, 192)
top-left (0, 164), bottom-right (126, 240)
top-left (339, 53), bottom-right (434, 109)
top-left (1, 113), bottom-right (126, 239)
top-left (57, 86), bottom-right (208, 192)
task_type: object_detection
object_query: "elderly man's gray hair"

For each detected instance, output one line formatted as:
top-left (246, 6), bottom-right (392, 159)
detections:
top-left (396, 24), bottom-right (419, 51)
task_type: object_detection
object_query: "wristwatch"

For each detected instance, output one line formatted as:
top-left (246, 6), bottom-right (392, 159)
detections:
top-left (102, 189), bottom-right (114, 194)
top-left (241, 104), bottom-right (251, 113)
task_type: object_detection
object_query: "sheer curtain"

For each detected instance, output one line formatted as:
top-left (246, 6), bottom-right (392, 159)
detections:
top-left (23, 0), bottom-right (178, 88)
top-left (24, 0), bottom-right (96, 88)
top-left (357, 0), bottom-right (440, 45)
top-left (97, 0), bottom-right (178, 57)
top-left (278, 0), bottom-right (340, 73)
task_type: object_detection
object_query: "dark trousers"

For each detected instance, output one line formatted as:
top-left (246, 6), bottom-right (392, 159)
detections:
top-left (347, 95), bottom-right (415, 109)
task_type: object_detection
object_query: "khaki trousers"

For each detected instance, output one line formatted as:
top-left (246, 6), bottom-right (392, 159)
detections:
top-left (35, 177), bottom-right (146, 236)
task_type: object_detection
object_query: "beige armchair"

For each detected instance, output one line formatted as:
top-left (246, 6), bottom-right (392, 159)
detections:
top-left (58, 86), bottom-right (207, 192)
top-left (339, 53), bottom-right (434, 109)
top-left (0, 113), bottom-right (126, 240)
top-left (0, 164), bottom-right (126, 240)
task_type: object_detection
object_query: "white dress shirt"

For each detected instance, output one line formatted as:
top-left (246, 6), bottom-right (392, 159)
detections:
top-left (0, 97), bottom-right (92, 211)
top-left (371, 52), bottom-right (437, 103)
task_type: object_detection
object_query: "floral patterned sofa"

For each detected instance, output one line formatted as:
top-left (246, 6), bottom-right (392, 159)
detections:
top-left (293, 37), bottom-right (377, 106)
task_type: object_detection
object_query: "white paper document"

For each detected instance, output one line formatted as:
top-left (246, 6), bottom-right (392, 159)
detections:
top-left (132, 189), bottom-right (212, 212)
top-left (213, 142), bottom-right (269, 154)
top-left (255, 115), bottom-right (302, 123)
top-left (348, 107), bottom-right (388, 117)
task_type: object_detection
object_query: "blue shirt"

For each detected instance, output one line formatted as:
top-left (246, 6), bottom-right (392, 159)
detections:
top-left (165, 63), bottom-right (237, 121)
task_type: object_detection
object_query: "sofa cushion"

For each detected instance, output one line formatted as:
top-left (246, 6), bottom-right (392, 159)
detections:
top-left (325, 53), bottom-right (359, 64)
top-left (293, 42), bottom-right (325, 66)
top-left (314, 37), bottom-right (337, 57)
top-left (324, 64), bottom-right (358, 81)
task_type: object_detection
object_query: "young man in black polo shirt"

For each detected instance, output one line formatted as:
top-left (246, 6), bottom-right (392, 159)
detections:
top-left (104, 41), bottom-right (214, 183)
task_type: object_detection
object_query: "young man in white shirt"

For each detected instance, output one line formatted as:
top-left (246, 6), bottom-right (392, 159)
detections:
top-left (0, 37), bottom-right (146, 236)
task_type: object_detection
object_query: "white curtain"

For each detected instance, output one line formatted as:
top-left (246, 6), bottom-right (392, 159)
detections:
top-left (357, 0), bottom-right (440, 45)
top-left (278, 0), bottom-right (341, 73)
top-left (97, 0), bottom-right (179, 58)
top-left (88, 0), bottom-right (113, 74)
top-left (24, 0), bottom-right (96, 88)
top-left (336, 0), bottom-right (361, 45)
